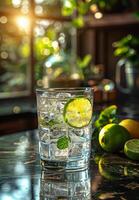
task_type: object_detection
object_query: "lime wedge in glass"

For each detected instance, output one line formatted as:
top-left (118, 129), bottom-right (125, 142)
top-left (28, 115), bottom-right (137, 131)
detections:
top-left (63, 97), bottom-right (92, 128)
top-left (124, 139), bottom-right (139, 161)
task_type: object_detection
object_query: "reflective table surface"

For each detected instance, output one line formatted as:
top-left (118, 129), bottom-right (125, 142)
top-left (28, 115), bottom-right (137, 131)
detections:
top-left (0, 130), bottom-right (139, 200)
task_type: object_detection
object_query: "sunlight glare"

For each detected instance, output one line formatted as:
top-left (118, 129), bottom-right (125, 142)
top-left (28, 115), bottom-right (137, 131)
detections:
top-left (16, 16), bottom-right (30, 31)
top-left (12, 0), bottom-right (21, 8)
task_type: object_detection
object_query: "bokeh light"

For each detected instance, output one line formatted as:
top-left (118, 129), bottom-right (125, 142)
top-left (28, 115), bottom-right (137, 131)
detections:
top-left (94, 12), bottom-right (103, 19)
top-left (0, 16), bottom-right (8, 24)
top-left (15, 16), bottom-right (31, 32)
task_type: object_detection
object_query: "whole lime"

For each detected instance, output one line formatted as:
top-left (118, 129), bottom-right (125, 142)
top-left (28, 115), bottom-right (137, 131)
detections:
top-left (99, 123), bottom-right (130, 153)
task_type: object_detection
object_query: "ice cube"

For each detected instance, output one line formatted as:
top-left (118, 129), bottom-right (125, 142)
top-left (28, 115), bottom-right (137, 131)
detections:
top-left (56, 101), bottom-right (65, 112)
top-left (50, 142), bottom-right (69, 161)
top-left (42, 91), bottom-right (49, 96)
top-left (49, 113), bottom-right (55, 120)
top-left (39, 140), bottom-right (50, 159)
top-left (41, 91), bottom-right (55, 98)
top-left (69, 144), bottom-right (81, 157)
top-left (39, 129), bottom-right (50, 141)
top-left (39, 112), bottom-right (51, 129)
top-left (69, 141), bottom-right (90, 158)
top-left (69, 128), bottom-right (84, 137)
top-left (68, 135), bottom-right (87, 157)
top-left (55, 97), bottom-right (70, 115)
top-left (38, 97), bottom-right (49, 111)
top-left (56, 93), bottom-right (71, 98)
top-left (50, 125), bottom-right (67, 139)
top-left (69, 133), bottom-right (85, 143)
top-left (39, 92), bottom-right (58, 112)
top-left (40, 112), bottom-right (49, 121)
top-left (69, 127), bottom-right (91, 138)
top-left (39, 110), bottom-right (60, 125)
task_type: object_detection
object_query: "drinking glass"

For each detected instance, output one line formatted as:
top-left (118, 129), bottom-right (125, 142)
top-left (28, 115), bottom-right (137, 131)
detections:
top-left (36, 88), bottom-right (93, 170)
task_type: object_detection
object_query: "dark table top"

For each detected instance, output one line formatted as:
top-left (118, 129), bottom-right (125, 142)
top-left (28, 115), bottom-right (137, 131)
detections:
top-left (0, 130), bottom-right (139, 200)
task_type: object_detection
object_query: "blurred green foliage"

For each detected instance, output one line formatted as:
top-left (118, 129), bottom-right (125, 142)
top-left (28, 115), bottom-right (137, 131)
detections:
top-left (61, 0), bottom-right (133, 28)
top-left (0, 33), bottom-right (30, 93)
top-left (91, 0), bottom-right (130, 12)
top-left (77, 54), bottom-right (92, 69)
top-left (34, 23), bottom-right (71, 82)
top-left (113, 34), bottom-right (139, 61)
top-left (61, 0), bottom-right (91, 27)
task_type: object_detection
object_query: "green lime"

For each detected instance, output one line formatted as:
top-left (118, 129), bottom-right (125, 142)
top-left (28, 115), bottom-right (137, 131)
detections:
top-left (99, 123), bottom-right (130, 153)
top-left (63, 97), bottom-right (92, 128)
top-left (124, 139), bottom-right (139, 161)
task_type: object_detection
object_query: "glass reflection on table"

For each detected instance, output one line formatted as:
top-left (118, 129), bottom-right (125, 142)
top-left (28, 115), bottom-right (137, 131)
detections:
top-left (40, 168), bottom-right (91, 200)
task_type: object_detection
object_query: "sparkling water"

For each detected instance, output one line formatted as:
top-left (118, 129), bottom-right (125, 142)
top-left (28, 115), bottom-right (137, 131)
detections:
top-left (36, 89), bottom-right (93, 170)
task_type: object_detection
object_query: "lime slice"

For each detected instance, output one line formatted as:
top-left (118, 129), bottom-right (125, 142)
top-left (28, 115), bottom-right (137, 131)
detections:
top-left (124, 139), bottom-right (139, 161)
top-left (63, 97), bottom-right (92, 128)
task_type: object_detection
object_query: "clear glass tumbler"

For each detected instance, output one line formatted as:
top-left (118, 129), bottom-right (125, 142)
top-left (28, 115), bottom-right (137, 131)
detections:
top-left (36, 88), bottom-right (93, 170)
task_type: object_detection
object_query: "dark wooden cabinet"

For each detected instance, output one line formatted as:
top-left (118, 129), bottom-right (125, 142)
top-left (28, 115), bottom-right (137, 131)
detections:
top-left (78, 13), bottom-right (139, 80)
top-left (0, 99), bottom-right (37, 135)
top-left (0, 113), bottom-right (37, 135)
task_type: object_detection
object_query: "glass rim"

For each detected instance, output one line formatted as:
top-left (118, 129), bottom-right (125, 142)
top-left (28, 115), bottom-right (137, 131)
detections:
top-left (36, 87), bottom-right (93, 93)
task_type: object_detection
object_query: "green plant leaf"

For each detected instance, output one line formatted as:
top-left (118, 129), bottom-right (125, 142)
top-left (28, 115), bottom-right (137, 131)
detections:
top-left (57, 136), bottom-right (70, 150)
top-left (113, 35), bottom-right (132, 48)
top-left (114, 47), bottom-right (129, 57)
top-left (77, 54), bottom-right (92, 69)
top-left (113, 34), bottom-right (139, 60)
top-left (61, 0), bottom-right (76, 16)
top-left (95, 105), bottom-right (118, 130)
top-left (20, 43), bottom-right (30, 58)
top-left (47, 27), bottom-right (57, 40)
top-left (39, 118), bottom-right (60, 128)
top-left (72, 15), bottom-right (84, 28)
top-left (77, 1), bottom-right (90, 15)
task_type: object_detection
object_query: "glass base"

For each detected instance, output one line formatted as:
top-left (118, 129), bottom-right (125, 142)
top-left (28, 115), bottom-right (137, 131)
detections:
top-left (40, 158), bottom-right (89, 171)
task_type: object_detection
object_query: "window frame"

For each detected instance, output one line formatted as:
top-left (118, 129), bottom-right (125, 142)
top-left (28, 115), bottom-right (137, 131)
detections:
top-left (0, 0), bottom-right (70, 100)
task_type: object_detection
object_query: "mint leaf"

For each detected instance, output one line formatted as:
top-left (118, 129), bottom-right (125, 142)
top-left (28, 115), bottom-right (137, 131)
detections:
top-left (39, 118), bottom-right (60, 128)
top-left (57, 136), bottom-right (70, 150)
top-left (95, 105), bottom-right (118, 130)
